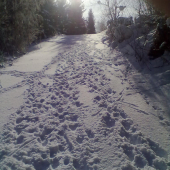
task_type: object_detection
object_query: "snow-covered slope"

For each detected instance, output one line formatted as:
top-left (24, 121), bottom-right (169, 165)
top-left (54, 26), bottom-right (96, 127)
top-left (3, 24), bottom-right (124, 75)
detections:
top-left (0, 32), bottom-right (170, 170)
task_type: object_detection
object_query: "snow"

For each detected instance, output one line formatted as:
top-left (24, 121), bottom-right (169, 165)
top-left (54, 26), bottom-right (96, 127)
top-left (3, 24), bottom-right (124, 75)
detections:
top-left (0, 31), bottom-right (170, 170)
top-left (114, 25), bottom-right (133, 42)
top-left (0, 86), bottom-right (28, 134)
top-left (95, 43), bottom-right (106, 49)
top-left (0, 74), bottom-right (23, 88)
top-left (1, 36), bottom-right (67, 72)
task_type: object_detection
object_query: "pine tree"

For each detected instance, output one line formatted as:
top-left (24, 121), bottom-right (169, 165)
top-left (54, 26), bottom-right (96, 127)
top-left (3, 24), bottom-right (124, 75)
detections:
top-left (66, 0), bottom-right (86, 35)
top-left (40, 0), bottom-right (58, 38)
top-left (87, 9), bottom-right (96, 34)
top-left (0, 0), bottom-right (46, 53)
top-left (55, 0), bottom-right (68, 34)
top-left (40, 0), bottom-right (68, 37)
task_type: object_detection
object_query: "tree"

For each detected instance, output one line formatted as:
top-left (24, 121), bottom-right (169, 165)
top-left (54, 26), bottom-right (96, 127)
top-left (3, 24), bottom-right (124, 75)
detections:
top-left (97, 0), bottom-right (124, 22)
top-left (0, 0), bottom-right (46, 54)
top-left (40, 0), bottom-right (58, 38)
top-left (55, 0), bottom-right (68, 34)
top-left (39, 0), bottom-right (68, 37)
top-left (66, 0), bottom-right (86, 35)
top-left (87, 9), bottom-right (96, 34)
top-left (0, 0), bottom-right (68, 54)
top-left (0, 0), bottom-right (89, 55)
top-left (97, 0), bottom-right (126, 40)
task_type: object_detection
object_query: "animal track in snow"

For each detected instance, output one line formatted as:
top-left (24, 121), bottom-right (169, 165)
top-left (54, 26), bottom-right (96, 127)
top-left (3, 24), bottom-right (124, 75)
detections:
top-left (101, 112), bottom-right (115, 128)
top-left (0, 35), bottom-right (169, 170)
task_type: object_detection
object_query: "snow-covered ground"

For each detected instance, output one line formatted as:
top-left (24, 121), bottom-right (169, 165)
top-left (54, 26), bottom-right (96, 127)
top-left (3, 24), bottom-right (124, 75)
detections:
top-left (0, 32), bottom-right (170, 170)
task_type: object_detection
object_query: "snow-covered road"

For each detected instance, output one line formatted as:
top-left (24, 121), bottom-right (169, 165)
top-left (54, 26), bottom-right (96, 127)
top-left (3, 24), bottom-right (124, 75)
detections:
top-left (0, 32), bottom-right (170, 170)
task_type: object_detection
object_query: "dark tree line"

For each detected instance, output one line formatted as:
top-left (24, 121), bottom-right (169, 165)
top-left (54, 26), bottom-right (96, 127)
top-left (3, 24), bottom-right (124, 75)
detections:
top-left (0, 0), bottom-right (96, 55)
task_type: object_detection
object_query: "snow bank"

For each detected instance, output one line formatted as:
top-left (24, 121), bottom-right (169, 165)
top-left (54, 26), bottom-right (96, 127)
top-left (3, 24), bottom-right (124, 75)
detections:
top-left (114, 25), bottom-right (133, 43)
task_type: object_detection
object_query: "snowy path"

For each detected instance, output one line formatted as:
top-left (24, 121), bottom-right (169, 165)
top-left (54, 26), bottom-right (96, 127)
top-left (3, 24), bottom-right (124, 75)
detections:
top-left (0, 33), bottom-right (170, 170)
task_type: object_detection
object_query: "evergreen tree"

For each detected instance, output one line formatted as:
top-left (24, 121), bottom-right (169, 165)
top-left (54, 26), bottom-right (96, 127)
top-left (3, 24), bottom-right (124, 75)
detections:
top-left (55, 0), bottom-right (68, 34)
top-left (0, 0), bottom-right (68, 53)
top-left (0, 0), bottom-right (88, 54)
top-left (87, 9), bottom-right (96, 34)
top-left (0, 0), bottom-right (46, 53)
top-left (40, 0), bottom-right (68, 37)
top-left (66, 0), bottom-right (86, 35)
top-left (40, 0), bottom-right (58, 38)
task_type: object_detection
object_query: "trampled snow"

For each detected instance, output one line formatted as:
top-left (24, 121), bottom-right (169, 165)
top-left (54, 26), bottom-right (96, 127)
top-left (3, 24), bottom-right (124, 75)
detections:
top-left (0, 31), bottom-right (170, 170)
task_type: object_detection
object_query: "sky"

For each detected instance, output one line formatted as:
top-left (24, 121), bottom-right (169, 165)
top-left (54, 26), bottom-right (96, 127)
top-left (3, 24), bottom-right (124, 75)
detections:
top-left (83, 0), bottom-right (139, 21)
top-left (83, 0), bottom-right (101, 20)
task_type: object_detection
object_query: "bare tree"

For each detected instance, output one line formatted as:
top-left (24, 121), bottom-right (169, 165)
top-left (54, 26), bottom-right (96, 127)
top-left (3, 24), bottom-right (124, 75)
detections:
top-left (97, 0), bottom-right (125, 21)
top-left (97, 0), bottom-right (126, 41)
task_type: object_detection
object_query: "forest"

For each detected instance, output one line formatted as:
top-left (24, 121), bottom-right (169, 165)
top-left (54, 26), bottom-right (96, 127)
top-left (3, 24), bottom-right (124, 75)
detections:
top-left (0, 0), bottom-right (96, 56)
top-left (0, 0), bottom-right (169, 60)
